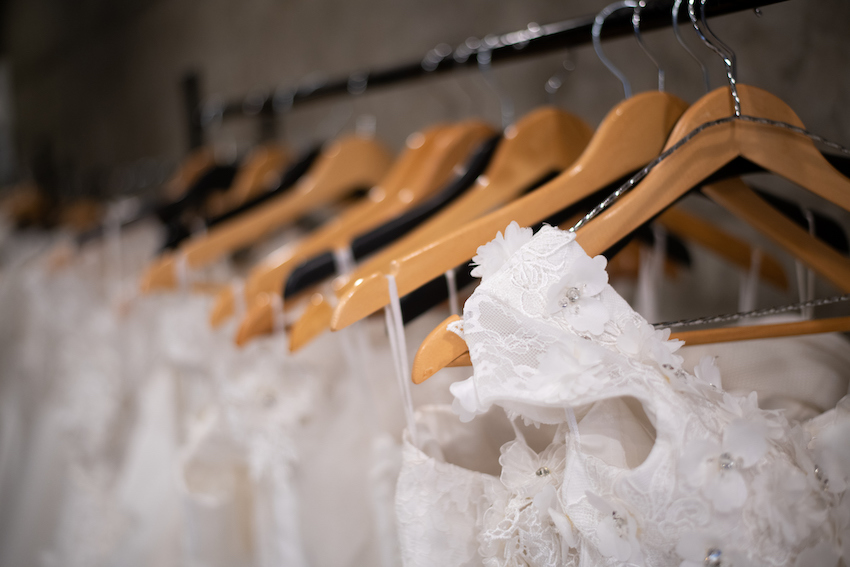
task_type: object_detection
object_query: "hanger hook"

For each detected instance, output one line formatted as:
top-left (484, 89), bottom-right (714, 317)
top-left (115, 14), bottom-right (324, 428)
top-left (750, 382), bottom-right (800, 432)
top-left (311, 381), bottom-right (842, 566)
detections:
top-left (632, 1), bottom-right (665, 92)
top-left (476, 44), bottom-right (515, 129)
top-left (544, 54), bottom-right (575, 105)
top-left (688, 0), bottom-right (740, 116)
top-left (672, 0), bottom-right (710, 93)
top-left (592, 0), bottom-right (639, 99)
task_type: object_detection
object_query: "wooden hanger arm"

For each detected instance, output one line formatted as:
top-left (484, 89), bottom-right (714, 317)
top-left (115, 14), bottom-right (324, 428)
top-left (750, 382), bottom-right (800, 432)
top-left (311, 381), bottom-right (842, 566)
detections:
top-left (414, 314), bottom-right (850, 380)
top-left (140, 253), bottom-right (178, 292)
top-left (411, 314), bottom-right (466, 384)
top-left (286, 296), bottom-right (334, 351)
top-left (211, 144), bottom-right (291, 215)
top-left (163, 147), bottom-right (217, 201)
top-left (573, 129), bottom-right (741, 258)
top-left (669, 316), bottom-right (850, 345)
top-left (656, 206), bottom-right (788, 290)
top-left (738, 121), bottom-right (850, 213)
top-left (235, 294), bottom-right (277, 346)
top-left (210, 286), bottom-right (235, 327)
top-left (288, 296), bottom-right (334, 351)
top-left (702, 179), bottom-right (850, 293)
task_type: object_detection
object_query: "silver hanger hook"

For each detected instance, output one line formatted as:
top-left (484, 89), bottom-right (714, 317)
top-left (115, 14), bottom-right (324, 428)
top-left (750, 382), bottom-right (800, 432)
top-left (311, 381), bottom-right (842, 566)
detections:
top-left (592, 0), bottom-right (639, 99)
top-left (476, 45), bottom-right (515, 129)
top-left (632, 1), bottom-right (665, 92)
top-left (688, 0), bottom-right (740, 115)
top-left (544, 55), bottom-right (576, 105)
top-left (672, 0), bottom-right (710, 93)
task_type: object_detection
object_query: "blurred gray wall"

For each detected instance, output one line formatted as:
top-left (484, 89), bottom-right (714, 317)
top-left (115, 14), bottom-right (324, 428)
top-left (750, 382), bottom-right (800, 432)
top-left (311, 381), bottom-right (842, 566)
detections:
top-left (2, 0), bottom-right (848, 192)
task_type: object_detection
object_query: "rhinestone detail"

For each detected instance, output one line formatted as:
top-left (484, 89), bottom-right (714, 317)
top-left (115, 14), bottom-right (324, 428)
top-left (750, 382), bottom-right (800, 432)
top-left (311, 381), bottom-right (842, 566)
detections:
top-left (814, 465), bottom-right (829, 490)
top-left (536, 466), bottom-right (551, 477)
top-left (704, 547), bottom-right (722, 566)
top-left (612, 511), bottom-right (627, 533)
top-left (560, 286), bottom-right (581, 308)
top-left (718, 453), bottom-right (735, 471)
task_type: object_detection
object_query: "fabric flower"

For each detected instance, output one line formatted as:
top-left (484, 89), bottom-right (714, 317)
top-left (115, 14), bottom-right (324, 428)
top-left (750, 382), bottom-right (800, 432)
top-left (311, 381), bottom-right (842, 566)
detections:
top-left (676, 531), bottom-right (754, 567)
top-left (586, 492), bottom-right (640, 563)
top-left (679, 419), bottom-right (770, 512)
top-left (527, 340), bottom-right (603, 402)
top-left (834, 494), bottom-right (850, 564)
top-left (470, 221), bottom-right (533, 280)
top-left (617, 320), bottom-right (684, 368)
top-left (810, 414), bottom-right (850, 494)
top-left (545, 253), bottom-right (610, 335)
top-left (694, 356), bottom-right (722, 389)
top-left (499, 438), bottom-right (566, 498)
top-left (480, 460), bottom-right (571, 566)
top-left (534, 484), bottom-right (577, 553)
top-left (794, 542), bottom-right (840, 567)
top-left (449, 375), bottom-right (485, 422)
top-left (750, 466), bottom-right (827, 546)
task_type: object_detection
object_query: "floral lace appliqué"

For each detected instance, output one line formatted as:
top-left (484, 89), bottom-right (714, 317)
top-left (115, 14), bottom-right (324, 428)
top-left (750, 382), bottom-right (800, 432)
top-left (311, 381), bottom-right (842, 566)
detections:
top-left (545, 253), bottom-right (610, 335)
top-left (471, 221), bottom-right (534, 281)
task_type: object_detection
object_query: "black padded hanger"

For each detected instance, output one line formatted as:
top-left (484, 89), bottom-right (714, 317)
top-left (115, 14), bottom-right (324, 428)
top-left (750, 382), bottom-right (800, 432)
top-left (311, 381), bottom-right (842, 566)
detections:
top-left (283, 134), bottom-right (502, 298)
top-left (75, 163), bottom-right (239, 246)
top-left (160, 145), bottom-right (322, 251)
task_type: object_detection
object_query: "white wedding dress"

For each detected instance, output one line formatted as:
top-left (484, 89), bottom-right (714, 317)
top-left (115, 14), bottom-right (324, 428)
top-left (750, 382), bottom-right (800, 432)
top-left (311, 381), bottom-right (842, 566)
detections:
top-left (396, 223), bottom-right (850, 567)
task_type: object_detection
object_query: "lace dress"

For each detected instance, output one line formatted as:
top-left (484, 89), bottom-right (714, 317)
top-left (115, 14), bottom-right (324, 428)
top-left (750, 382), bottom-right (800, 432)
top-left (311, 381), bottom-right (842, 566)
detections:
top-left (396, 222), bottom-right (850, 567)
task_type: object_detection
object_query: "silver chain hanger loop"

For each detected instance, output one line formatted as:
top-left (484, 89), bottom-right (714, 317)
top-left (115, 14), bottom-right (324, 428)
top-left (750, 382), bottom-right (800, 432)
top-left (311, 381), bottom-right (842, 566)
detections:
top-left (655, 294), bottom-right (850, 330)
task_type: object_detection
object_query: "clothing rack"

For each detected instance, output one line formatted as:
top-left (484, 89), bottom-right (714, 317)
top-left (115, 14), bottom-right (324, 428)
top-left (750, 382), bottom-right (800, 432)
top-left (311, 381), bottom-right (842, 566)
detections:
top-left (185, 0), bottom-right (787, 148)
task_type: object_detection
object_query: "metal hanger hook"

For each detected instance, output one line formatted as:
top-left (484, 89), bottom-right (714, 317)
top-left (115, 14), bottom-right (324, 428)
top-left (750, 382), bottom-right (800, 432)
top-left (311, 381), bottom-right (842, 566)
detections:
top-left (544, 54), bottom-right (576, 105)
top-left (688, 0), bottom-right (740, 115)
top-left (476, 46), bottom-right (515, 129)
top-left (672, 0), bottom-right (710, 93)
top-left (592, 0), bottom-right (639, 99)
top-left (632, 1), bottom-right (665, 92)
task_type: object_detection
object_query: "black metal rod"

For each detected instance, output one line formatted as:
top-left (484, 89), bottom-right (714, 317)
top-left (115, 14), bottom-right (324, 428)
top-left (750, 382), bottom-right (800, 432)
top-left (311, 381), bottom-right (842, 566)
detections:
top-left (181, 71), bottom-right (204, 149)
top-left (218, 0), bottom-right (787, 119)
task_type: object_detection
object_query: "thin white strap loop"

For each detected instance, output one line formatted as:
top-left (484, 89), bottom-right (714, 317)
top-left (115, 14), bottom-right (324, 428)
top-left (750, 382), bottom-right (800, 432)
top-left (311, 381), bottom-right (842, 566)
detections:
top-left (564, 406), bottom-right (580, 447)
top-left (384, 274), bottom-right (418, 448)
top-left (333, 245), bottom-right (356, 275)
top-left (803, 210), bottom-right (816, 319)
top-left (635, 225), bottom-right (666, 323)
top-left (738, 247), bottom-right (762, 313)
top-left (445, 269), bottom-right (460, 317)
top-left (175, 252), bottom-right (190, 293)
top-left (270, 293), bottom-right (286, 335)
top-left (232, 280), bottom-right (246, 317)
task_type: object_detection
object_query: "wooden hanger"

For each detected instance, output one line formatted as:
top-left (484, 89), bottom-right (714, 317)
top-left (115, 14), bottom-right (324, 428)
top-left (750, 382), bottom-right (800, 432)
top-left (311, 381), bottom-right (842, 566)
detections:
top-left (411, 179), bottom-right (850, 382)
top-left (203, 143), bottom-right (292, 217)
top-left (327, 90), bottom-right (690, 332)
top-left (654, 206), bottom-right (787, 290)
top-left (209, 126), bottom-right (454, 324)
top-left (280, 106), bottom-right (595, 350)
top-left (700, 178), bottom-right (850, 291)
top-left (162, 146), bottom-right (217, 202)
top-left (413, 311), bottom-right (850, 383)
top-left (139, 134), bottom-right (394, 293)
top-left (411, 84), bottom-right (850, 383)
top-left (410, 187), bottom-right (801, 383)
top-left (228, 120), bottom-right (496, 341)
top-left (573, 85), bottom-right (850, 269)
top-left (672, 316), bottom-right (850, 346)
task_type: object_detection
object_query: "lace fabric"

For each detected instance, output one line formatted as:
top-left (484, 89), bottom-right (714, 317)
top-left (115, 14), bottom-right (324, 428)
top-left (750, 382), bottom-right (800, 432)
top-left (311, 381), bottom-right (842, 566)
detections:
top-left (397, 223), bottom-right (850, 567)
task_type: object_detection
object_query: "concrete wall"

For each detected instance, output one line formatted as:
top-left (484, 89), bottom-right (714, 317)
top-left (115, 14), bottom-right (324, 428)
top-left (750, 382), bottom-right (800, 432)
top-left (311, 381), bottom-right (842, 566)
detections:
top-left (2, 0), bottom-right (849, 196)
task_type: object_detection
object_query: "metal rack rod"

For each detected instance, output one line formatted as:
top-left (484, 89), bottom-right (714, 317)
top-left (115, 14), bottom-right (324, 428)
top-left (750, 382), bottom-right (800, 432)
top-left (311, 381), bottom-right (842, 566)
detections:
top-left (197, 0), bottom-right (786, 127)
